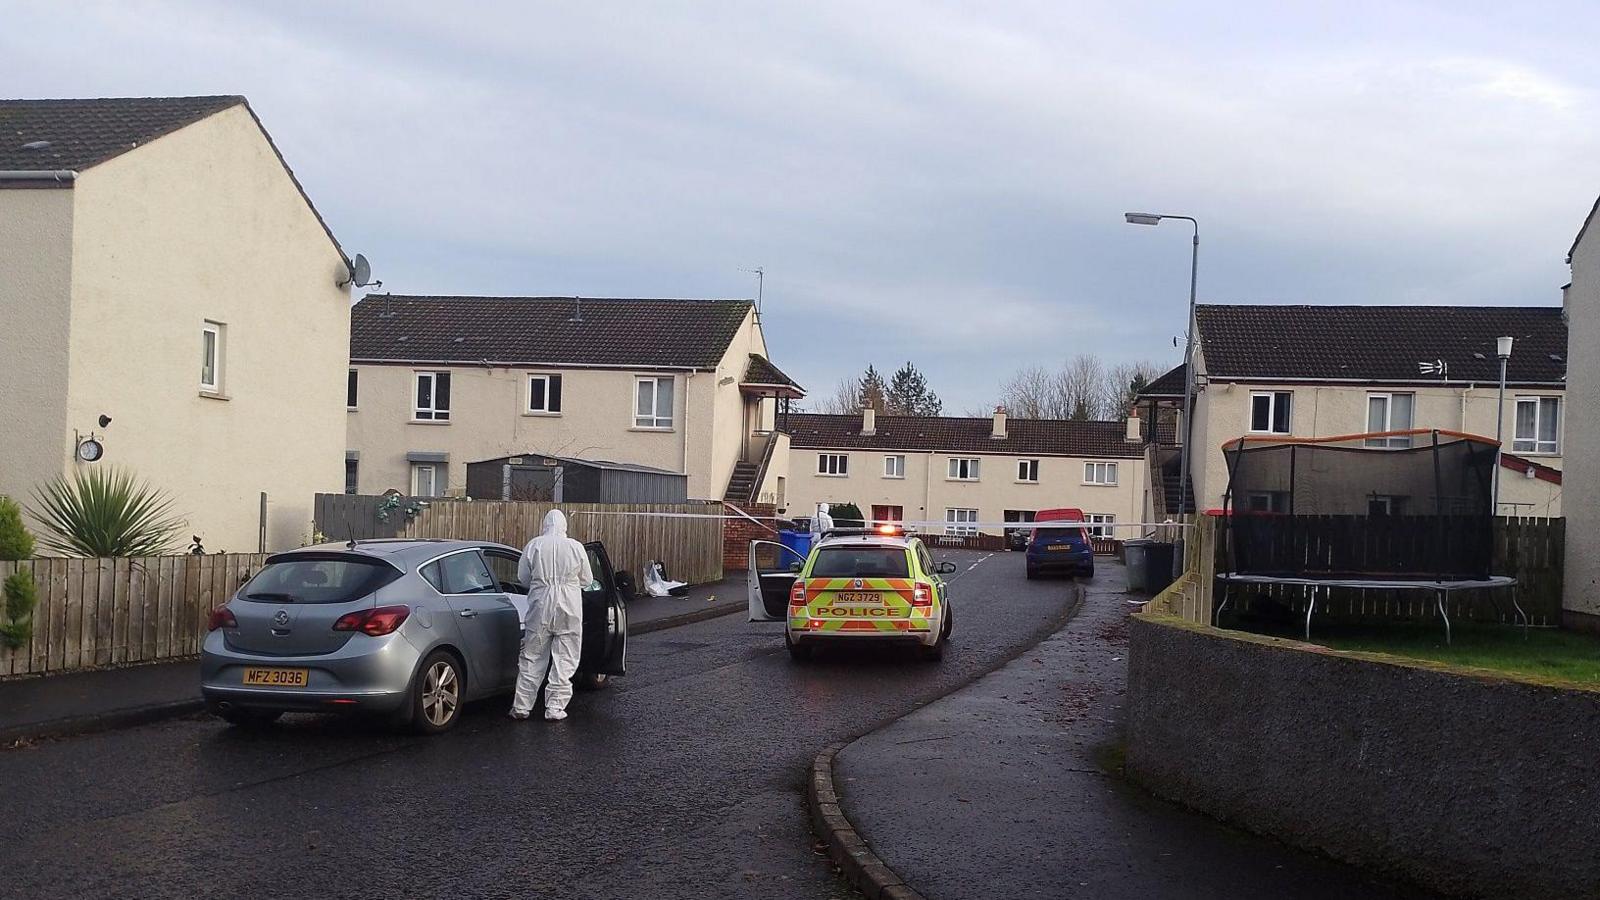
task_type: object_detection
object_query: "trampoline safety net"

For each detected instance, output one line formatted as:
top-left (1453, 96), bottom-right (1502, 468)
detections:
top-left (1221, 430), bottom-right (1498, 580)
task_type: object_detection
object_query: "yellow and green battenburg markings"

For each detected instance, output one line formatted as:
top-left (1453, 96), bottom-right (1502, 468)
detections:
top-left (789, 577), bottom-right (934, 632)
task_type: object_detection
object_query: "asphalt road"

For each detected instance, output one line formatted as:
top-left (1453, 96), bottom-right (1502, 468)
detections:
top-left (0, 549), bottom-right (1079, 900)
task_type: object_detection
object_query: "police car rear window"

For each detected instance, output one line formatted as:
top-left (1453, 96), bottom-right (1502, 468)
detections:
top-left (810, 547), bottom-right (910, 578)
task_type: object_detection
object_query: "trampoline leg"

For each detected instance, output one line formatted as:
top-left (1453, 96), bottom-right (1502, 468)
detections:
top-left (1436, 589), bottom-right (1451, 647)
top-left (1512, 595), bottom-right (1529, 640)
top-left (1304, 587), bottom-right (1317, 642)
top-left (1215, 582), bottom-right (1231, 627)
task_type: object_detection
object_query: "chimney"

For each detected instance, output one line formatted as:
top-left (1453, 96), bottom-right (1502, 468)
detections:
top-left (991, 406), bottom-right (1008, 439)
top-left (861, 406), bottom-right (876, 436)
top-left (1125, 407), bottom-right (1141, 442)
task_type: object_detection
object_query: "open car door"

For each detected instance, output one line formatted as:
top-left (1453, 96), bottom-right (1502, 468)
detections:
top-left (747, 540), bottom-right (807, 622)
top-left (579, 541), bottom-right (627, 676)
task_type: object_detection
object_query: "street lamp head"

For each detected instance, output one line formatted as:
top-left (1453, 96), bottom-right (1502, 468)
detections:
top-left (1124, 212), bottom-right (1163, 226)
top-left (1497, 336), bottom-right (1514, 359)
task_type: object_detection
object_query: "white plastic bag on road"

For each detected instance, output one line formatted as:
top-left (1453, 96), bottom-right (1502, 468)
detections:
top-left (643, 560), bottom-right (688, 597)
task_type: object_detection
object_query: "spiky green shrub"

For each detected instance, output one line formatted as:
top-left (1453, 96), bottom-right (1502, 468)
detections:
top-left (29, 468), bottom-right (183, 558)
top-left (1, 572), bottom-right (36, 649)
top-left (0, 496), bottom-right (33, 560)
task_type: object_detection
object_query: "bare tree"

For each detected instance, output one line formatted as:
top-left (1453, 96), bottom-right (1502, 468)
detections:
top-left (990, 355), bottom-right (1166, 421)
top-left (1058, 355), bottom-right (1105, 421)
top-left (1101, 360), bottom-right (1164, 417)
top-left (816, 376), bottom-right (863, 414)
top-left (998, 365), bottom-right (1064, 419)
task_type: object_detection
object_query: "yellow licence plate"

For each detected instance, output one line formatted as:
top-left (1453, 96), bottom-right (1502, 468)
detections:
top-left (242, 667), bottom-right (309, 688)
top-left (833, 591), bottom-right (883, 604)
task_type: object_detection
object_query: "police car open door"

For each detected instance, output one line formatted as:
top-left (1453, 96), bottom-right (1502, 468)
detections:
top-left (747, 540), bottom-right (805, 622)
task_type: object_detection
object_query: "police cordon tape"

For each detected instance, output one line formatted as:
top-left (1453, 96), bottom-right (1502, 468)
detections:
top-left (567, 510), bottom-right (1192, 531)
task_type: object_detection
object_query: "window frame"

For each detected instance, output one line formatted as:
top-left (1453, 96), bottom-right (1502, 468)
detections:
top-left (343, 458), bottom-right (359, 495)
top-left (1249, 391), bottom-right (1293, 435)
top-left (1016, 459), bottom-right (1040, 483)
top-left (817, 453), bottom-right (849, 477)
top-left (1364, 392), bottom-right (1414, 448)
top-left (413, 371), bottom-right (452, 422)
top-left (346, 368), bottom-right (359, 410)
top-left (200, 320), bottom-right (224, 393)
top-left (634, 375), bottom-right (675, 430)
top-left (883, 454), bottom-right (906, 479)
top-left (947, 457), bottom-right (981, 481)
top-left (1083, 461), bottom-right (1119, 486)
top-left (1513, 395), bottom-right (1561, 455)
top-left (944, 507), bottom-right (980, 536)
top-left (1086, 513), bottom-right (1115, 538)
top-left (526, 372), bottom-right (564, 415)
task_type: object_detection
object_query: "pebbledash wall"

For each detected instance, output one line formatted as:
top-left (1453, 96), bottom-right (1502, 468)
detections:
top-left (1126, 615), bottom-right (1600, 900)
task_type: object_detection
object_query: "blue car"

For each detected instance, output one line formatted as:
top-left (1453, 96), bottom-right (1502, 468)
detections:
top-left (1025, 525), bottom-right (1095, 579)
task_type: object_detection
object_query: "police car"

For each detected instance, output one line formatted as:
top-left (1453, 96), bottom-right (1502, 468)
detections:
top-left (746, 526), bottom-right (957, 661)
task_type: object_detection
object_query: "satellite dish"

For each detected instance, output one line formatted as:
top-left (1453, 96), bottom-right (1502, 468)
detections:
top-left (339, 253), bottom-right (379, 289)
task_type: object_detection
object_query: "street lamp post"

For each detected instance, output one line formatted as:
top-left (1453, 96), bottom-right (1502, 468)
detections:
top-left (1126, 212), bottom-right (1199, 574)
top-left (1494, 336), bottom-right (1513, 517)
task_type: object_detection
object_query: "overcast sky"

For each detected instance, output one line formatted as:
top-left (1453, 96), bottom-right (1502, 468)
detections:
top-left (7, 1), bottom-right (1597, 413)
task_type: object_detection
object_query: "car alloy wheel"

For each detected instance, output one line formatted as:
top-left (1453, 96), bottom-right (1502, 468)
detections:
top-left (413, 651), bottom-right (463, 734)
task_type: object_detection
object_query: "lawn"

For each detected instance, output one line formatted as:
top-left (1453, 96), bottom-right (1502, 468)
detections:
top-left (1248, 620), bottom-right (1600, 685)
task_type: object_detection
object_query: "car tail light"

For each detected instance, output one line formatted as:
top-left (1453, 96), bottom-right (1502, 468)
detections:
top-left (333, 605), bottom-right (410, 636)
top-left (912, 582), bottom-right (933, 607)
top-left (790, 580), bottom-right (807, 604)
top-left (206, 607), bottom-right (237, 631)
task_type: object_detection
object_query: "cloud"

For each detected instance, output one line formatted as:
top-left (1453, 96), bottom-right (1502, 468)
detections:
top-left (2, 1), bottom-right (1593, 412)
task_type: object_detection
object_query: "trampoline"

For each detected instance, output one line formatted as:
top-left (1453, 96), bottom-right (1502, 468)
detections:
top-left (1213, 429), bottom-right (1520, 643)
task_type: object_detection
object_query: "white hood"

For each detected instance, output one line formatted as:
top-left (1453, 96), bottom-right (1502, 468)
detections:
top-left (541, 509), bottom-right (568, 538)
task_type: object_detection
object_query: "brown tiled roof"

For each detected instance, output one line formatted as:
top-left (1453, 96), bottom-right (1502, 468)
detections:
top-left (1139, 363), bottom-right (1187, 398)
top-left (0, 96), bottom-right (243, 171)
top-left (350, 295), bottom-right (754, 369)
top-left (786, 413), bottom-right (1143, 458)
top-left (742, 354), bottom-right (801, 388)
top-left (1195, 304), bottom-right (1567, 385)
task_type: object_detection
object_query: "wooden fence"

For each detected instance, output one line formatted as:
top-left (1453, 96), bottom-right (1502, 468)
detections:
top-left (314, 493), bottom-right (410, 542)
top-left (402, 500), bottom-right (724, 585)
top-left (0, 553), bottom-right (267, 677)
top-left (1152, 515), bottom-right (1565, 628)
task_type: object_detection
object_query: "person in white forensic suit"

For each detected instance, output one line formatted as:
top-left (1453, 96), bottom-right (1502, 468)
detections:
top-left (510, 509), bottom-right (594, 722)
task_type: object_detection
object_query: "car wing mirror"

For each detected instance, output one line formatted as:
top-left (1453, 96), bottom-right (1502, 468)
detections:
top-left (788, 562), bottom-right (802, 573)
top-left (936, 561), bottom-right (957, 574)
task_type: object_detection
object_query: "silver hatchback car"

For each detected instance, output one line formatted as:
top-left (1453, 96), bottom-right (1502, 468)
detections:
top-left (201, 538), bottom-right (627, 734)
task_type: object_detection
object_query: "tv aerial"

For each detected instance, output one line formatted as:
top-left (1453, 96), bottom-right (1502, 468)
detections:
top-left (1417, 359), bottom-right (1448, 378)
top-left (339, 253), bottom-right (382, 290)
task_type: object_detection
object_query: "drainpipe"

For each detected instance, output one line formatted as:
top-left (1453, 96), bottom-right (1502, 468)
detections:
top-left (682, 371), bottom-right (693, 487)
top-left (0, 170), bottom-right (77, 183)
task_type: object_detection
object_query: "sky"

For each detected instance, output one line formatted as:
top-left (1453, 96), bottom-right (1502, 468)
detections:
top-left (6, 1), bottom-right (1598, 414)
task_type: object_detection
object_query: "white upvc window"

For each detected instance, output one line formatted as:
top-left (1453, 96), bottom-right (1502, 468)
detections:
top-left (200, 321), bottom-right (225, 393)
top-left (883, 454), bottom-right (906, 478)
top-left (945, 508), bottom-right (979, 536)
top-left (947, 457), bottom-right (981, 481)
top-left (1083, 461), bottom-right (1119, 485)
top-left (1249, 391), bottom-right (1292, 434)
top-left (414, 371), bottom-right (452, 421)
top-left (527, 373), bottom-right (563, 414)
top-left (1514, 396), bottom-right (1561, 454)
top-left (1086, 514), bottom-right (1115, 538)
top-left (1365, 393), bottom-right (1414, 448)
top-left (634, 376), bottom-right (674, 429)
top-left (1017, 459), bottom-right (1040, 483)
top-left (411, 462), bottom-right (442, 497)
top-left (817, 453), bottom-right (849, 476)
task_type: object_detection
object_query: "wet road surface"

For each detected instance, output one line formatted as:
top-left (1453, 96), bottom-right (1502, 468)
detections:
top-left (0, 550), bottom-right (1077, 899)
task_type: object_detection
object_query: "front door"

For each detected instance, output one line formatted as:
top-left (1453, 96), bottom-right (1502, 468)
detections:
top-left (747, 540), bottom-right (807, 622)
top-left (579, 541), bottom-right (627, 676)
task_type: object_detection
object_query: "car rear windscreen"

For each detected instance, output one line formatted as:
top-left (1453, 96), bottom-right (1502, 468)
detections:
top-left (810, 547), bottom-right (911, 578)
top-left (1034, 527), bottom-right (1086, 543)
top-left (243, 558), bottom-right (400, 604)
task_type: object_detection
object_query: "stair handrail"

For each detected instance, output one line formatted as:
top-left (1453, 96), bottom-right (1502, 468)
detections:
top-left (745, 430), bottom-right (780, 504)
